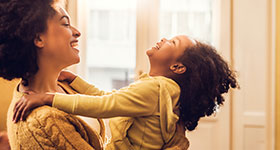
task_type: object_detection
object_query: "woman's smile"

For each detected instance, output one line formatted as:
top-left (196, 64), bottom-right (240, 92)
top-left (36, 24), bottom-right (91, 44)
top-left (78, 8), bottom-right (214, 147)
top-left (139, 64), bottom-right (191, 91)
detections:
top-left (70, 40), bottom-right (79, 52)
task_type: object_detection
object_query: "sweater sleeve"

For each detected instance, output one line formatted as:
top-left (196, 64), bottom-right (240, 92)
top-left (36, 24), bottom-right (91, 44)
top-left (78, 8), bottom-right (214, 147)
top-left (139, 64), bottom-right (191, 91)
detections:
top-left (53, 79), bottom-right (159, 118)
top-left (19, 106), bottom-right (99, 150)
top-left (69, 76), bottom-right (108, 96)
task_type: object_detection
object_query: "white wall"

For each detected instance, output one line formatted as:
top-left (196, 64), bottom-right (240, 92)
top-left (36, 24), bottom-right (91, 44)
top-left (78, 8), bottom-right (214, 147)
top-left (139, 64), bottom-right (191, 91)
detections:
top-left (232, 0), bottom-right (275, 149)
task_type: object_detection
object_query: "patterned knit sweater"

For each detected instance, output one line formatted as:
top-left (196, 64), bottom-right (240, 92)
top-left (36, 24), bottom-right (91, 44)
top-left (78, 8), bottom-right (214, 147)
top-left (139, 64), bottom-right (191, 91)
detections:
top-left (7, 82), bottom-right (105, 150)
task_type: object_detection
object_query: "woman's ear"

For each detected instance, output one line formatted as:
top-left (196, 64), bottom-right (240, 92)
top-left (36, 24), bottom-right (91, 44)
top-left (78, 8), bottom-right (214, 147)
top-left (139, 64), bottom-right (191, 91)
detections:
top-left (170, 63), bottom-right (186, 74)
top-left (34, 34), bottom-right (44, 48)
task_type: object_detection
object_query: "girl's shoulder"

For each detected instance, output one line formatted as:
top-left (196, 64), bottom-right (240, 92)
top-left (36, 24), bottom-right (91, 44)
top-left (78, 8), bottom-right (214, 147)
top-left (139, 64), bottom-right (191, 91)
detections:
top-left (151, 76), bottom-right (180, 91)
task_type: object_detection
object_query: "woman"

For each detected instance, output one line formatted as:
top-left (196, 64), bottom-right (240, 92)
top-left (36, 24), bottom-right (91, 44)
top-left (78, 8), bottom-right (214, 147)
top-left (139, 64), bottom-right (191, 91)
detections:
top-left (0, 0), bottom-right (104, 149)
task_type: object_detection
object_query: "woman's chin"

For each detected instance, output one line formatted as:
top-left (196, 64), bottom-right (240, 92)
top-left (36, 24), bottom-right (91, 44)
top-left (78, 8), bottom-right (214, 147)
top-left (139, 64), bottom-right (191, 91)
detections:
top-left (75, 57), bottom-right (80, 64)
top-left (72, 57), bottom-right (80, 65)
top-left (72, 52), bottom-right (80, 63)
top-left (65, 57), bottom-right (80, 67)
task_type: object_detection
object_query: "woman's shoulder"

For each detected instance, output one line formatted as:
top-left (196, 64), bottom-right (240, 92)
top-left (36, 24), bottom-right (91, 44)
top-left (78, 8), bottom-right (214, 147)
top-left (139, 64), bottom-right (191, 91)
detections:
top-left (7, 92), bottom-right (103, 150)
top-left (7, 90), bottom-right (79, 133)
top-left (9, 91), bottom-right (69, 120)
top-left (26, 105), bottom-right (70, 122)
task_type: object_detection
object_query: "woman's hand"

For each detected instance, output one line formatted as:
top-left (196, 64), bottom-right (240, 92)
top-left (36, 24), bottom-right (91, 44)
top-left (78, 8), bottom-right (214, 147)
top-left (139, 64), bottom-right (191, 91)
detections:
top-left (58, 70), bottom-right (77, 84)
top-left (13, 91), bottom-right (55, 123)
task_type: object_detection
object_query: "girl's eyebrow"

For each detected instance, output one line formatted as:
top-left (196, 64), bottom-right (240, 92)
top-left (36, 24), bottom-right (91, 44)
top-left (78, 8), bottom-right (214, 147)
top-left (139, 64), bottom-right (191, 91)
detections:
top-left (175, 37), bottom-right (181, 46)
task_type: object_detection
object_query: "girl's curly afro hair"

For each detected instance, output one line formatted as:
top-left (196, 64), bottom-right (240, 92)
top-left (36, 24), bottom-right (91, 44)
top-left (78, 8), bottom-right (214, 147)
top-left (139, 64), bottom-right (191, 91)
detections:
top-left (0, 0), bottom-right (57, 82)
top-left (174, 41), bottom-right (238, 131)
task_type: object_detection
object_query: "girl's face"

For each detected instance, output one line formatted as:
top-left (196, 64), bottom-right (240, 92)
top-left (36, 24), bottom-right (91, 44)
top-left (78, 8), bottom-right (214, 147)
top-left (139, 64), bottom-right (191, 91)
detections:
top-left (36, 5), bottom-right (81, 69)
top-left (147, 35), bottom-right (195, 73)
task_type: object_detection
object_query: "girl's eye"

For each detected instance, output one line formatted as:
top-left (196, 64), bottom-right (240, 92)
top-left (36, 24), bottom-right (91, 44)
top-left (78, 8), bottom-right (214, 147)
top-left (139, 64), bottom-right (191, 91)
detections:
top-left (172, 40), bottom-right (176, 45)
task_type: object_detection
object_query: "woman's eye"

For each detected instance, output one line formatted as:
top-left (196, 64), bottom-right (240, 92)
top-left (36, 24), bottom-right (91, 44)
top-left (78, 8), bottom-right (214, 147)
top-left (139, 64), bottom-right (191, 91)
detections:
top-left (63, 23), bottom-right (70, 27)
top-left (172, 40), bottom-right (176, 45)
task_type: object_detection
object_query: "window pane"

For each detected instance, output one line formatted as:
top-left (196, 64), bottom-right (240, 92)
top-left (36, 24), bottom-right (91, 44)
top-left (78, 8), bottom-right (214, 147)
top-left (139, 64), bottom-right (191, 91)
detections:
top-left (86, 0), bottom-right (136, 91)
top-left (160, 0), bottom-right (213, 42)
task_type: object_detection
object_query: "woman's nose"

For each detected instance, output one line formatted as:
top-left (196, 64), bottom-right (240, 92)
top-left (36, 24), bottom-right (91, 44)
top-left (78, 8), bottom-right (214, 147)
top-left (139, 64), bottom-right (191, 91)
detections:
top-left (72, 26), bottom-right (81, 38)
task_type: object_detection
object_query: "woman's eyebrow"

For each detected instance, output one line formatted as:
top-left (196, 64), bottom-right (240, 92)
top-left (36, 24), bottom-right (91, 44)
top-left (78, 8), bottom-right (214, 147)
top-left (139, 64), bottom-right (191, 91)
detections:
top-left (60, 15), bottom-right (70, 21)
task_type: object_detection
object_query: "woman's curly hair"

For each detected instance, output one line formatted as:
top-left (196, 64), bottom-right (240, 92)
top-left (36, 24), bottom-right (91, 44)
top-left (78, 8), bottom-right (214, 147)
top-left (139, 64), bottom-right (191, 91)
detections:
top-left (175, 41), bottom-right (238, 131)
top-left (0, 0), bottom-right (57, 82)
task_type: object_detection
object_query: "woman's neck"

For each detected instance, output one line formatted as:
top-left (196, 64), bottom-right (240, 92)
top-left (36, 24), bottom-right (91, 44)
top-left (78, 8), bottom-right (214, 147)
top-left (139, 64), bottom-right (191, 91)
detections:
top-left (20, 65), bottom-right (64, 94)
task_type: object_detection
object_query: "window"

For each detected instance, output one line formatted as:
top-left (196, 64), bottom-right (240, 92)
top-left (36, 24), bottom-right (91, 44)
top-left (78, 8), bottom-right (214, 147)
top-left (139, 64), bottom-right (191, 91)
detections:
top-left (85, 0), bottom-right (137, 91)
top-left (82, 0), bottom-right (213, 92)
top-left (72, 0), bottom-right (225, 146)
top-left (160, 0), bottom-right (213, 42)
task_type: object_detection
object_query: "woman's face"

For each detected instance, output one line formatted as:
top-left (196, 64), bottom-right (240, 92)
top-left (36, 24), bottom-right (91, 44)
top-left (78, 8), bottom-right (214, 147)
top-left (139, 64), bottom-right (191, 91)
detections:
top-left (147, 35), bottom-right (195, 70)
top-left (36, 5), bottom-right (81, 69)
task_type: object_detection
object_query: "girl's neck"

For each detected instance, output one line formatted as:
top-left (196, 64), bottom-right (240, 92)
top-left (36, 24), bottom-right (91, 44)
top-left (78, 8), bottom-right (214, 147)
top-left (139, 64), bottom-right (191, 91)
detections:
top-left (149, 69), bottom-right (178, 82)
top-left (149, 69), bottom-right (172, 78)
top-left (149, 68), bottom-right (165, 77)
top-left (149, 72), bottom-right (165, 77)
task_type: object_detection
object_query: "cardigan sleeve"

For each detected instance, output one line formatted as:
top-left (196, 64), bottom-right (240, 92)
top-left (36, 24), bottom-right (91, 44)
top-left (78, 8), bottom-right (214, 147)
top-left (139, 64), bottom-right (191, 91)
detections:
top-left (53, 79), bottom-right (159, 118)
top-left (17, 106), bottom-right (99, 150)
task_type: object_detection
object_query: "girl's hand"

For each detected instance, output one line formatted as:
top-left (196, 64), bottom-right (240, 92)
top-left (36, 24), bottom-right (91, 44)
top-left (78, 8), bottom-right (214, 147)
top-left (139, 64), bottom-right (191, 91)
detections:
top-left (58, 70), bottom-right (77, 84)
top-left (13, 91), bottom-right (55, 123)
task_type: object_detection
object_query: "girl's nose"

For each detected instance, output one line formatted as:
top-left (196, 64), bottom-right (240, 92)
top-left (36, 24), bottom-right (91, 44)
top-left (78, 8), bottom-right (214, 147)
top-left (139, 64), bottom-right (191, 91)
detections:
top-left (156, 41), bottom-right (161, 45)
top-left (161, 38), bottom-right (167, 42)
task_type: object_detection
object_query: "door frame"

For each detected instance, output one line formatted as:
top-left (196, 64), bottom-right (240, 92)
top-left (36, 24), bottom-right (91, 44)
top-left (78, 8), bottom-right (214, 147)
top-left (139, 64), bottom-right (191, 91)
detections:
top-left (276, 0), bottom-right (280, 149)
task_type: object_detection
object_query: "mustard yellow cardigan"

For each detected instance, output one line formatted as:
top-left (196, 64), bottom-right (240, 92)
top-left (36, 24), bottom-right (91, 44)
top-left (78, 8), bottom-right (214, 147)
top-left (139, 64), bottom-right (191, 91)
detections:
top-left (53, 74), bottom-right (189, 150)
top-left (7, 82), bottom-right (105, 150)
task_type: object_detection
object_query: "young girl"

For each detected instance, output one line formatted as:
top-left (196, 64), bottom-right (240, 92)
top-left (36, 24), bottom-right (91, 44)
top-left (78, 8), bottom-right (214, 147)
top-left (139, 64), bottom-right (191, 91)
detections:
top-left (13, 35), bottom-right (238, 149)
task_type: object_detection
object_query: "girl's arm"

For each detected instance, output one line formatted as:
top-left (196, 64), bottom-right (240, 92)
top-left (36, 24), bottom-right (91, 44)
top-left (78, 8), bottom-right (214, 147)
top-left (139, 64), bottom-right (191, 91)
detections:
top-left (59, 70), bottom-right (108, 96)
top-left (54, 79), bottom-right (159, 118)
top-left (69, 76), bottom-right (109, 96)
top-left (13, 79), bottom-right (159, 122)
